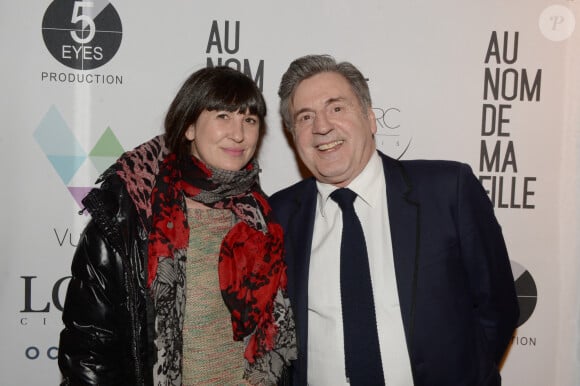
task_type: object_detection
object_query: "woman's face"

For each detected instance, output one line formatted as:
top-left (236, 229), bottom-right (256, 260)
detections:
top-left (185, 109), bottom-right (260, 171)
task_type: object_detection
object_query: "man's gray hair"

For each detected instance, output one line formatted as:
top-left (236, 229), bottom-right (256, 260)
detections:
top-left (277, 54), bottom-right (372, 131)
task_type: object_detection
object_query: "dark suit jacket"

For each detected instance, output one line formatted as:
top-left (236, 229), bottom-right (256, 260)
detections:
top-left (269, 152), bottom-right (519, 386)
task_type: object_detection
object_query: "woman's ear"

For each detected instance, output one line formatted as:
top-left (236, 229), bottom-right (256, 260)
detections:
top-left (184, 124), bottom-right (195, 141)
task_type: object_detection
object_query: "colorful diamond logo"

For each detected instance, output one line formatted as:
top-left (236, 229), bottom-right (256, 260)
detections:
top-left (34, 105), bottom-right (125, 208)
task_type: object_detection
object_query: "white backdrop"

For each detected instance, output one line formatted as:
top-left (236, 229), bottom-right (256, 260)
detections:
top-left (1, 1), bottom-right (579, 385)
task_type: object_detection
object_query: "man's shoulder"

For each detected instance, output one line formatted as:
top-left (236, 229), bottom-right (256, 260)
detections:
top-left (379, 152), bottom-right (471, 179)
top-left (270, 178), bottom-right (316, 199)
top-left (269, 178), bottom-right (317, 212)
top-left (402, 159), bottom-right (468, 175)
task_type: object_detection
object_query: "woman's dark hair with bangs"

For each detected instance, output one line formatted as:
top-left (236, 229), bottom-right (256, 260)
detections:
top-left (164, 66), bottom-right (267, 159)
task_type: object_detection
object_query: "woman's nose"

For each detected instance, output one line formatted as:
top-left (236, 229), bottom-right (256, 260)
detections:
top-left (229, 116), bottom-right (245, 142)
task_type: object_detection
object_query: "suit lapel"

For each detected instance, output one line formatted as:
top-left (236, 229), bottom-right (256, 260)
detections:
top-left (285, 156), bottom-right (420, 382)
top-left (285, 179), bottom-right (317, 385)
top-left (381, 153), bottom-right (420, 349)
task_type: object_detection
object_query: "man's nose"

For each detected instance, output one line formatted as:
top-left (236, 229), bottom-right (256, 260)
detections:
top-left (312, 111), bottom-right (331, 134)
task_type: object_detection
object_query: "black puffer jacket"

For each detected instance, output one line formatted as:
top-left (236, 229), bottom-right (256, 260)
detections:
top-left (58, 136), bottom-right (293, 386)
top-left (58, 169), bottom-right (154, 386)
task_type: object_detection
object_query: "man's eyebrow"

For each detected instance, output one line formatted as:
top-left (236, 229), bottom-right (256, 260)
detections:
top-left (294, 106), bottom-right (314, 118)
top-left (293, 97), bottom-right (347, 117)
top-left (326, 97), bottom-right (346, 105)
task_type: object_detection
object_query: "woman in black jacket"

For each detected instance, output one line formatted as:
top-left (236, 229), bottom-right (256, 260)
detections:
top-left (58, 66), bottom-right (296, 386)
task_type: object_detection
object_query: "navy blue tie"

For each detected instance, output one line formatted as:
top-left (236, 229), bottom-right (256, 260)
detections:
top-left (331, 188), bottom-right (385, 385)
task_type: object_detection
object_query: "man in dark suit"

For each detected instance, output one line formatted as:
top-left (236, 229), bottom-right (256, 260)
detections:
top-left (270, 54), bottom-right (519, 386)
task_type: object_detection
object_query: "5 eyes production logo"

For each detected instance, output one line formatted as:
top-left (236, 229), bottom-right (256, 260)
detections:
top-left (511, 260), bottom-right (537, 327)
top-left (42, 0), bottom-right (122, 70)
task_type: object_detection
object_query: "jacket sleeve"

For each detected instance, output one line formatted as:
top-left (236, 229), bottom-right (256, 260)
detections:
top-left (457, 163), bottom-right (519, 364)
top-left (58, 219), bottom-right (128, 386)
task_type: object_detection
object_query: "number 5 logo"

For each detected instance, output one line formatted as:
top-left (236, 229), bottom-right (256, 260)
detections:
top-left (70, 1), bottom-right (96, 44)
top-left (42, 0), bottom-right (122, 70)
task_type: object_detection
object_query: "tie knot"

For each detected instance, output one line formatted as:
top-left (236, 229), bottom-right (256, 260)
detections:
top-left (330, 188), bottom-right (357, 210)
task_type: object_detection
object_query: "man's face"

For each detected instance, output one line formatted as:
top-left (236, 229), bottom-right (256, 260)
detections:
top-left (290, 71), bottom-right (377, 187)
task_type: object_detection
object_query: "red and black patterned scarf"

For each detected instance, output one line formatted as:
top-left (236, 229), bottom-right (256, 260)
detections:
top-left (147, 153), bottom-right (287, 363)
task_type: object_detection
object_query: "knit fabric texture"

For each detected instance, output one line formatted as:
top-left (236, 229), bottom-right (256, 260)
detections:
top-left (181, 207), bottom-right (249, 386)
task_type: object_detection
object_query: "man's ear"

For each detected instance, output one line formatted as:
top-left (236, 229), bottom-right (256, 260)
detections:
top-left (367, 107), bottom-right (377, 135)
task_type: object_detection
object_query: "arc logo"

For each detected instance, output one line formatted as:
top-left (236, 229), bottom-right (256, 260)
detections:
top-left (373, 106), bottom-right (412, 160)
top-left (33, 105), bottom-right (125, 208)
top-left (42, 0), bottom-right (122, 70)
top-left (511, 260), bottom-right (537, 327)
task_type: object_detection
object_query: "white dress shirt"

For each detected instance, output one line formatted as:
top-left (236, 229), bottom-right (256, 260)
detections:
top-left (307, 152), bottom-right (414, 385)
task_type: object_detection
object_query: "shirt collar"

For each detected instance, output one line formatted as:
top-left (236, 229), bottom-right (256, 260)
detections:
top-left (316, 151), bottom-right (384, 217)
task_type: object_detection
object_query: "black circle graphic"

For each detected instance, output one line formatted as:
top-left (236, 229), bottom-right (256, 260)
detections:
top-left (511, 261), bottom-right (537, 327)
top-left (42, 0), bottom-right (122, 70)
